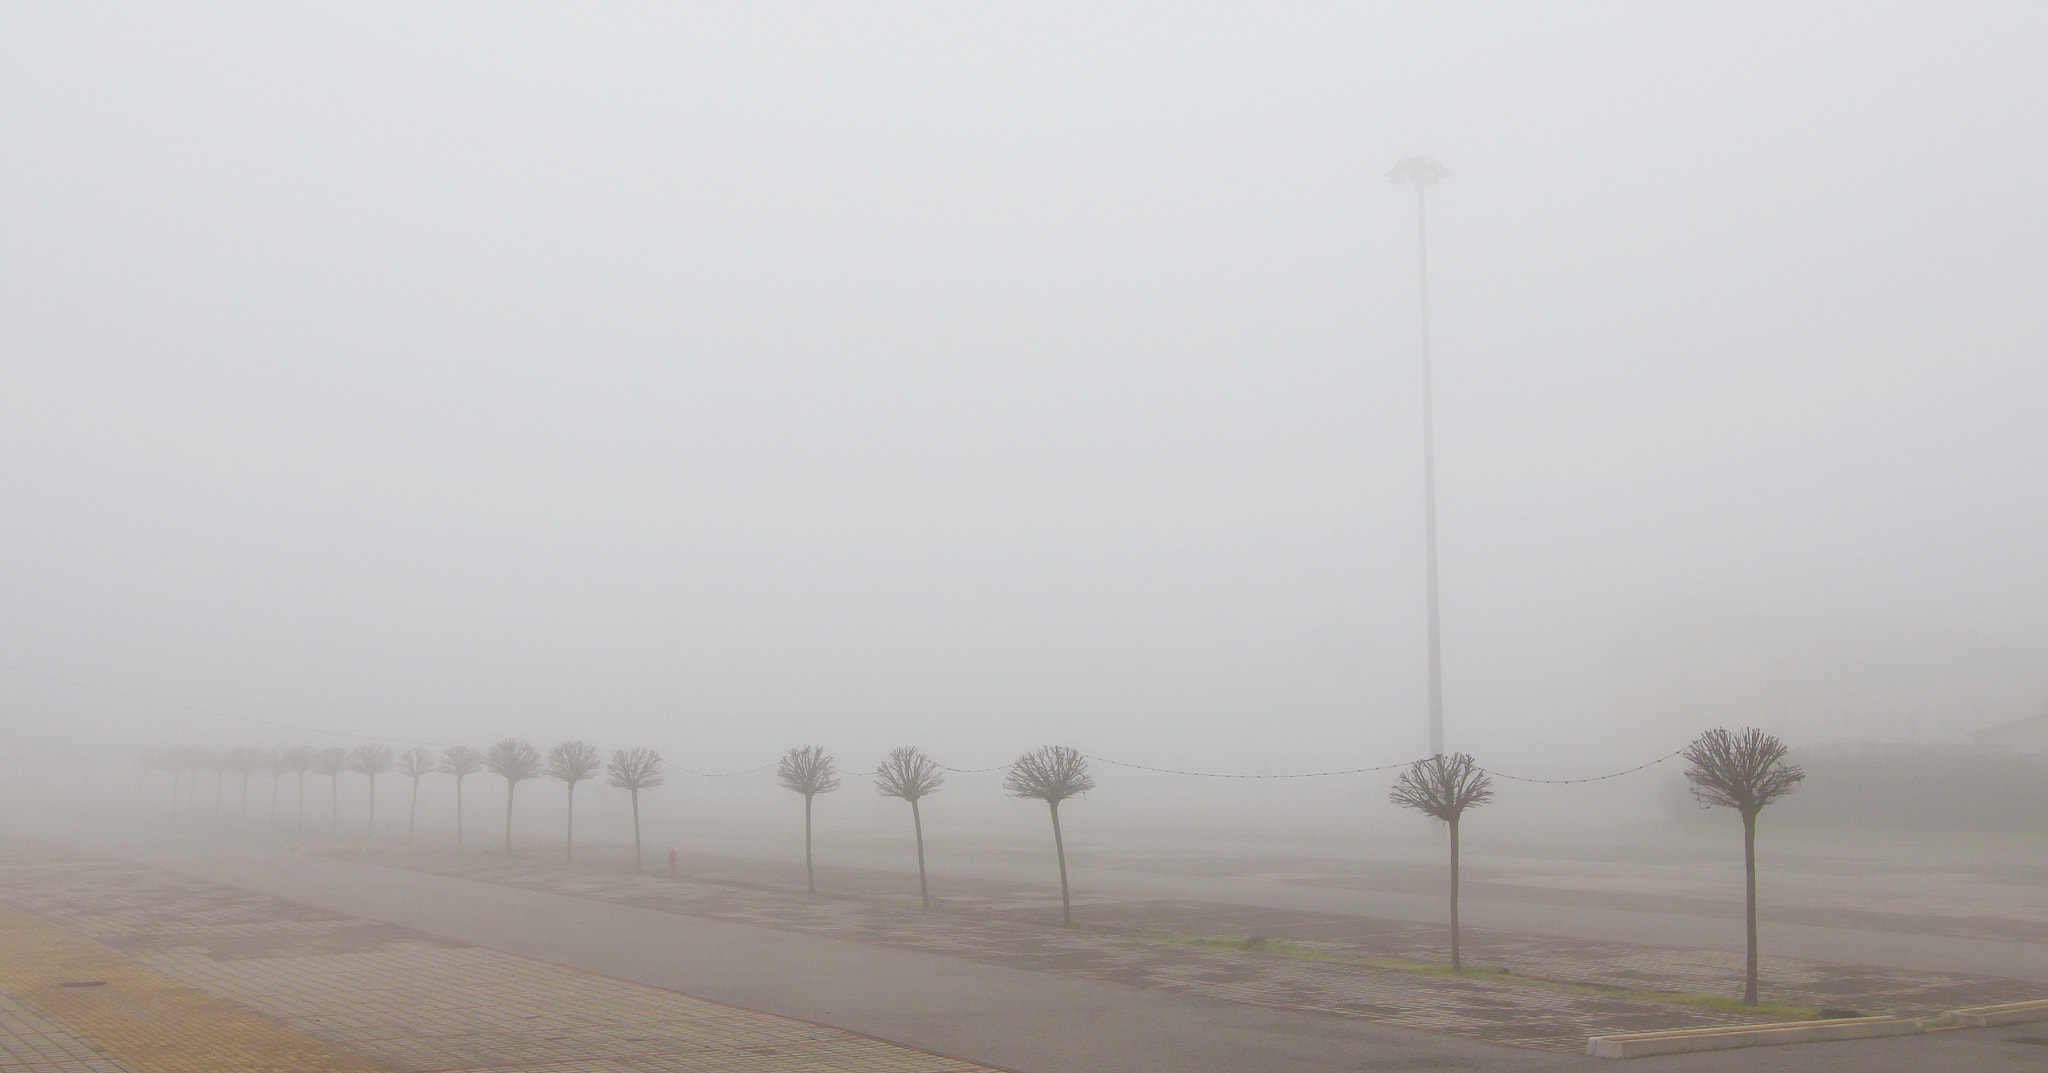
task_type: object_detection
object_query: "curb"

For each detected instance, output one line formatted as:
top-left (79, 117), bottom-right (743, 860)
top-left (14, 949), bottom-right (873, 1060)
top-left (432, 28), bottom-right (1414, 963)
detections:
top-left (1942, 998), bottom-right (2048, 1028)
top-left (1586, 1016), bottom-right (1922, 1059)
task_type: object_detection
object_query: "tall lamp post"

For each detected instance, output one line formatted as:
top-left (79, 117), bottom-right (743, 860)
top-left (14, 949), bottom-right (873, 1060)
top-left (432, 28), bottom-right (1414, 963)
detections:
top-left (1388, 156), bottom-right (1450, 758)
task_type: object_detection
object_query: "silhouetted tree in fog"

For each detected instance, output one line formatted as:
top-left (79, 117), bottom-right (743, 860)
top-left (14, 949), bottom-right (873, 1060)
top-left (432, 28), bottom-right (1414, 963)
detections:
top-left (605, 747), bottom-right (663, 872)
top-left (349, 744), bottom-right (394, 839)
top-left (1389, 752), bottom-right (1494, 971)
top-left (312, 746), bottom-right (348, 835)
top-left (874, 746), bottom-right (944, 908)
top-left (482, 738), bottom-right (541, 854)
top-left (777, 746), bottom-right (839, 893)
top-left (546, 740), bottom-right (601, 862)
top-left (397, 747), bottom-right (434, 843)
top-left (1682, 726), bottom-right (1806, 1006)
top-left (1003, 746), bottom-right (1095, 925)
top-left (228, 746), bottom-right (267, 819)
top-left (439, 745), bottom-right (482, 849)
top-left (283, 745), bottom-right (315, 829)
top-left (267, 749), bottom-right (291, 823)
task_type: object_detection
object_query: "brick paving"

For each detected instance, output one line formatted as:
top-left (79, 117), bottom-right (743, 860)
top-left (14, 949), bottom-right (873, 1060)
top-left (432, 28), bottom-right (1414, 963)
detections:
top-left (0, 839), bottom-right (1004, 1073)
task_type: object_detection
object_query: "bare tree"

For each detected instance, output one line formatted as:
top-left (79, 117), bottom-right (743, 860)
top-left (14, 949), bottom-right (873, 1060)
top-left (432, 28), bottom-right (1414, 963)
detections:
top-left (397, 747), bottom-right (435, 843)
top-left (282, 745), bottom-right (315, 829)
top-left (605, 747), bottom-right (663, 872)
top-left (311, 746), bottom-right (348, 835)
top-left (349, 744), bottom-right (395, 839)
top-left (1682, 726), bottom-right (1807, 1006)
top-left (205, 750), bottom-right (227, 818)
top-left (874, 746), bottom-right (945, 908)
top-left (266, 749), bottom-right (291, 823)
top-left (777, 746), bottom-right (840, 893)
top-left (482, 738), bottom-right (542, 854)
top-left (1003, 746), bottom-right (1095, 925)
top-left (546, 740), bottom-right (601, 862)
top-left (228, 746), bottom-right (267, 819)
top-left (439, 745), bottom-right (483, 849)
top-left (1388, 752), bottom-right (1494, 971)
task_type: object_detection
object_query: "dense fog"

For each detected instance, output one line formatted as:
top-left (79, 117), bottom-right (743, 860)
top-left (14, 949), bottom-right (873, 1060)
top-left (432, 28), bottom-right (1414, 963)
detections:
top-left (4, 4), bottom-right (2044, 831)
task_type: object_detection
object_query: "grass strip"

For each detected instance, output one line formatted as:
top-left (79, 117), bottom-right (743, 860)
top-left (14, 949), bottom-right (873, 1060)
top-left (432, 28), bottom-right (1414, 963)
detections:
top-left (1160, 934), bottom-right (1823, 1021)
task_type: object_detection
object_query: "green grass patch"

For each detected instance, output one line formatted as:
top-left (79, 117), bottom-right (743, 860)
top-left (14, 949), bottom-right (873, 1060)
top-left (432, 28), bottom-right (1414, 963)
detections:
top-left (1158, 934), bottom-right (1822, 1021)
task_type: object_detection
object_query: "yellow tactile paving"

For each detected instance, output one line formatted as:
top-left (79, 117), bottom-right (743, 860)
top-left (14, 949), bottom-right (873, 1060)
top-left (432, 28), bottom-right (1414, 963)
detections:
top-left (0, 903), bottom-right (388, 1073)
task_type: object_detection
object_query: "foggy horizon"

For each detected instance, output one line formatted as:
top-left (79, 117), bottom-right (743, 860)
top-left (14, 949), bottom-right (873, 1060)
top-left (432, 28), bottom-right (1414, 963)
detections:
top-left (6, 3), bottom-right (2045, 782)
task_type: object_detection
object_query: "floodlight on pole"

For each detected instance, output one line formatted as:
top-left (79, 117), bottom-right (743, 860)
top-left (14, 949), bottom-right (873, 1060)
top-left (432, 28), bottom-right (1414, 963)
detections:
top-left (1388, 155), bottom-right (1449, 758)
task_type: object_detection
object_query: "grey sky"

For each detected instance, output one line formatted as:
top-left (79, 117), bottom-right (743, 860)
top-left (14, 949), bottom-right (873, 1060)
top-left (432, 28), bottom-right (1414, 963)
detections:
top-left (4, 3), bottom-right (2044, 775)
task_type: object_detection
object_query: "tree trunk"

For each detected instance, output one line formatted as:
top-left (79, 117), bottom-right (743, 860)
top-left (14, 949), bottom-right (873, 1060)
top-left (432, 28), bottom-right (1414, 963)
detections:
top-left (803, 794), bottom-right (816, 893)
top-left (214, 772), bottom-right (224, 817)
top-left (1743, 808), bottom-right (1759, 1006)
top-left (296, 773), bottom-right (305, 829)
top-left (269, 776), bottom-right (279, 824)
top-left (454, 774), bottom-right (465, 849)
top-left (912, 797), bottom-right (930, 909)
top-left (239, 773), bottom-right (250, 818)
top-left (1449, 816), bottom-right (1462, 971)
top-left (329, 777), bottom-right (339, 836)
top-left (366, 775), bottom-right (376, 839)
top-left (1050, 800), bottom-right (1071, 926)
top-left (564, 782), bottom-right (576, 862)
top-left (407, 777), bottom-right (419, 843)
top-left (503, 780), bottom-right (516, 854)
top-left (630, 788), bottom-right (642, 873)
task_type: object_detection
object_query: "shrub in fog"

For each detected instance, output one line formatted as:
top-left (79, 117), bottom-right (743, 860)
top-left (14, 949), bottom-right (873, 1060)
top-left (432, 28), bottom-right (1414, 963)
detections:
top-left (1682, 726), bottom-right (1806, 1006)
top-left (546, 740), bottom-right (601, 862)
top-left (1388, 752), bottom-right (1494, 971)
top-left (1003, 746), bottom-right (1095, 925)
top-left (777, 745), bottom-right (840, 893)
top-left (605, 747), bottom-right (664, 872)
top-left (874, 747), bottom-right (945, 908)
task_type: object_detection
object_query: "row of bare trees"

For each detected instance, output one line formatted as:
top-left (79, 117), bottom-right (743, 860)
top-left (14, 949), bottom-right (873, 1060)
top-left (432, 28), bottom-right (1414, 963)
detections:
top-left (1384, 727), bottom-right (1804, 1006)
top-left (141, 740), bottom-right (669, 870)
top-left (143, 727), bottom-right (1803, 1005)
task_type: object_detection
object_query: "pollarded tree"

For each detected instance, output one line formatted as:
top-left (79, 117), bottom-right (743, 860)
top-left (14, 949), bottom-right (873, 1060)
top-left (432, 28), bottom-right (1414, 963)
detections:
top-left (397, 747), bottom-right (435, 843)
top-left (777, 746), bottom-right (840, 893)
top-left (282, 745), bottom-right (315, 829)
top-left (874, 746), bottom-right (945, 908)
top-left (482, 738), bottom-right (542, 854)
top-left (267, 748), bottom-right (292, 824)
top-left (546, 740), bottom-right (601, 862)
top-left (439, 745), bottom-right (482, 849)
top-left (1003, 746), bottom-right (1095, 925)
top-left (312, 746), bottom-right (349, 836)
top-left (605, 747), bottom-right (663, 872)
top-left (1388, 752), bottom-right (1495, 971)
top-left (349, 744), bottom-right (395, 839)
top-left (1682, 726), bottom-right (1806, 1006)
top-left (228, 746), bottom-right (268, 819)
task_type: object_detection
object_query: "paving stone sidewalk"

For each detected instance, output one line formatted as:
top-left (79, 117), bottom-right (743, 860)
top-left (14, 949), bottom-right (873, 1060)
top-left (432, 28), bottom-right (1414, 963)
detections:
top-left (0, 838), bottom-right (1005, 1073)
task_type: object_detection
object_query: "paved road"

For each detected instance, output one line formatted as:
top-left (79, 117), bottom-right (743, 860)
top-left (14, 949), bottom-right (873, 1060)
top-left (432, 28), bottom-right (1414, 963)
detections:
top-left (678, 824), bottom-right (2048, 983)
top-left (35, 819), bottom-right (2048, 1073)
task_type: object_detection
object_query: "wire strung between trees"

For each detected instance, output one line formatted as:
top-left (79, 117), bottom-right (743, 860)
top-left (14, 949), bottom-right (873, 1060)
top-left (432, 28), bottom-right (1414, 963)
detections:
top-left (676, 763), bottom-right (776, 777)
top-left (1081, 753), bottom-right (1433, 779)
top-left (939, 764), bottom-right (1008, 773)
top-left (1477, 749), bottom-right (1685, 784)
